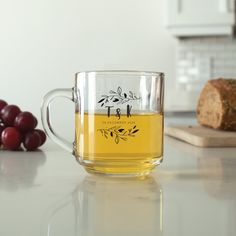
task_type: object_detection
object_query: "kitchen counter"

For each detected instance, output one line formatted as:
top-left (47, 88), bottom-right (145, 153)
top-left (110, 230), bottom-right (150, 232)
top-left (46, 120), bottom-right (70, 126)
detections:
top-left (1, 118), bottom-right (236, 236)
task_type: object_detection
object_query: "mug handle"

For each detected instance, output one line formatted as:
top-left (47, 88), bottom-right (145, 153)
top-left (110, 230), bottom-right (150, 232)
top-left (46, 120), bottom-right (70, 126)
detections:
top-left (41, 88), bottom-right (75, 153)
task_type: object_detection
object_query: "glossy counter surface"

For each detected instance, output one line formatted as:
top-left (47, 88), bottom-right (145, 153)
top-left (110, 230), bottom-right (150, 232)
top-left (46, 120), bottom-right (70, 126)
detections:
top-left (1, 127), bottom-right (236, 236)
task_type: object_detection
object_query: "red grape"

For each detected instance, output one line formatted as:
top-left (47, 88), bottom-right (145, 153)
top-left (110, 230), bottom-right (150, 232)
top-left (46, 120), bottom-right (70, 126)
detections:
top-left (0, 124), bottom-right (5, 144)
top-left (14, 111), bottom-right (37, 132)
top-left (33, 116), bottom-right (38, 127)
top-left (34, 129), bottom-right (46, 146)
top-left (1, 105), bottom-right (21, 126)
top-left (0, 101), bottom-right (46, 151)
top-left (0, 100), bottom-right (7, 114)
top-left (1, 127), bottom-right (22, 150)
top-left (23, 131), bottom-right (41, 151)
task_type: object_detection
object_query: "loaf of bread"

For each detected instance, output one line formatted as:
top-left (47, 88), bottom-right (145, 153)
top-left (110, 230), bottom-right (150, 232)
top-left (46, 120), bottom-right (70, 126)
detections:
top-left (197, 78), bottom-right (236, 131)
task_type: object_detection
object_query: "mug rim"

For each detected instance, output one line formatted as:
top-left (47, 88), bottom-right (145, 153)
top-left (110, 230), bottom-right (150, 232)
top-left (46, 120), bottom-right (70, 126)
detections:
top-left (75, 70), bottom-right (164, 77)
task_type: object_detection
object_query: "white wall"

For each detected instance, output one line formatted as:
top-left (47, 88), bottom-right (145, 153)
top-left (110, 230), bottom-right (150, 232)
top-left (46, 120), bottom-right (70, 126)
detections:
top-left (0, 0), bottom-right (176, 140)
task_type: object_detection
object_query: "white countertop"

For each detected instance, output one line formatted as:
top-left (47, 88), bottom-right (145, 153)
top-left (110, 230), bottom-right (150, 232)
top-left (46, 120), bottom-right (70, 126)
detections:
top-left (1, 117), bottom-right (236, 236)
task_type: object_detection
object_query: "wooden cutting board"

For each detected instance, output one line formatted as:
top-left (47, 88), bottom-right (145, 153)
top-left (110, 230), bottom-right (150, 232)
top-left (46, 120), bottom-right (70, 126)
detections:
top-left (165, 125), bottom-right (236, 147)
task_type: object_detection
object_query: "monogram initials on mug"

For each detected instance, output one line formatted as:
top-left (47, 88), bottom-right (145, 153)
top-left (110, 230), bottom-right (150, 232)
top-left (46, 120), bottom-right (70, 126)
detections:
top-left (106, 105), bottom-right (132, 119)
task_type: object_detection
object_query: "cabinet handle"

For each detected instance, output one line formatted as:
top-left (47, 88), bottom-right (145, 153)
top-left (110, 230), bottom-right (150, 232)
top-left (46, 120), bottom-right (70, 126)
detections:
top-left (229, 0), bottom-right (235, 12)
top-left (219, 0), bottom-right (229, 13)
top-left (175, 0), bottom-right (233, 13)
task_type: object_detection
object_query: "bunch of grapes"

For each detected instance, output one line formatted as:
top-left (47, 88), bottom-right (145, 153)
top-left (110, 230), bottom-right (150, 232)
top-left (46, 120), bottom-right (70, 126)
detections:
top-left (0, 99), bottom-right (46, 151)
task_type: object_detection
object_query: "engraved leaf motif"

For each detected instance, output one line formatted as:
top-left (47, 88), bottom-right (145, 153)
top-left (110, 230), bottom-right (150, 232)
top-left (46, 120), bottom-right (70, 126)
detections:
top-left (120, 137), bottom-right (127, 141)
top-left (117, 86), bottom-right (122, 95)
top-left (98, 87), bottom-right (140, 107)
top-left (118, 129), bottom-right (124, 132)
top-left (98, 98), bottom-right (105, 103)
top-left (98, 125), bottom-right (139, 143)
top-left (115, 136), bottom-right (119, 144)
top-left (132, 129), bottom-right (139, 134)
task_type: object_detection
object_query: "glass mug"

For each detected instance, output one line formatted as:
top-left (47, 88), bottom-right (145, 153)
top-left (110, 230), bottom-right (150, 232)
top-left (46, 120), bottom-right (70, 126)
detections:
top-left (41, 71), bottom-right (164, 176)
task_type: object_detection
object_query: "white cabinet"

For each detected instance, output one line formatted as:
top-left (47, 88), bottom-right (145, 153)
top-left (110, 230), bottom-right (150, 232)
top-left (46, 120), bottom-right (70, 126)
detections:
top-left (166, 0), bottom-right (235, 36)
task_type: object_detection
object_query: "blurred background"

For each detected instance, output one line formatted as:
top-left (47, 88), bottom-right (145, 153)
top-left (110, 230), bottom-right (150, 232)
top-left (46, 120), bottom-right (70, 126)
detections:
top-left (1, 0), bottom-right (235, 138)
top-left (0, 0), bottom-right (176, 112)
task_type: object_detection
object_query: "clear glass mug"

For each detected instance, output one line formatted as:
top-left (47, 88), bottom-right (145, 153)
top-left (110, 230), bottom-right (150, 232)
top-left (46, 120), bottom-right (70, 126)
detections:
top-left (41, 71), bottom-right (164, 176)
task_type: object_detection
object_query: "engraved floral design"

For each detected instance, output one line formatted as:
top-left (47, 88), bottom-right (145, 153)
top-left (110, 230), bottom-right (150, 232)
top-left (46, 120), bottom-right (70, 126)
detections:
top-left (98, 86), bottom-right (140, 107)
top-left (98, 125), bottom-right (139, 144)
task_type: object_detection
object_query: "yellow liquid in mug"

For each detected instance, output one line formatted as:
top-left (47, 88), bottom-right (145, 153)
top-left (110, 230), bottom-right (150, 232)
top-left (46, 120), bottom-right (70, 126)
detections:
top-left (75, 112), bottom-right (163, 175)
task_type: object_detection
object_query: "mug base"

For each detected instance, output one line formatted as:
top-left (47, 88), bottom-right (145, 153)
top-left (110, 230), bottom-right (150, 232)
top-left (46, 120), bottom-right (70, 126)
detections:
top-left (76, 156), bottom-right (163, 177)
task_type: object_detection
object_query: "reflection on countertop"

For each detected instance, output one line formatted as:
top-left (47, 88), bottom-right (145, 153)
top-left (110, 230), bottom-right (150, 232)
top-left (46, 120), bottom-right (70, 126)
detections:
top-left (198, 150), bottom-right (236, 199)
top-left (158, 136), bottom-right (236, 236)
top-left (41, 175), bottom-right (163, 236)
top-left (0, 150), bottom-right (46, 191)
top-left (0, 129), bottom-right (236, 236)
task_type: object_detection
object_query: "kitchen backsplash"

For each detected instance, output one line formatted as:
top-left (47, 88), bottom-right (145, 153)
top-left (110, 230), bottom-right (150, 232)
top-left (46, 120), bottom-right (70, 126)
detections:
top-left (173, 36), bottom-right (236, 111)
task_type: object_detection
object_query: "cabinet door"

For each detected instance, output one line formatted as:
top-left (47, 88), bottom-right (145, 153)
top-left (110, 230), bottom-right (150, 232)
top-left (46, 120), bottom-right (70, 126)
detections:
top-left (167, 0), bottom-right (234, 27)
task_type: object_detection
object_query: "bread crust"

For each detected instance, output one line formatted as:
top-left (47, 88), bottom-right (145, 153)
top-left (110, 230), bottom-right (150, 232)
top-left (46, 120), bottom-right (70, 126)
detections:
top-left (197, 78), bottom-right (236, 131)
